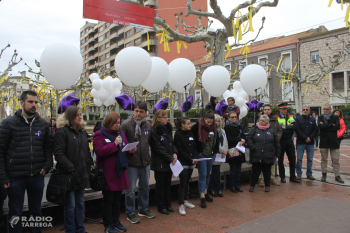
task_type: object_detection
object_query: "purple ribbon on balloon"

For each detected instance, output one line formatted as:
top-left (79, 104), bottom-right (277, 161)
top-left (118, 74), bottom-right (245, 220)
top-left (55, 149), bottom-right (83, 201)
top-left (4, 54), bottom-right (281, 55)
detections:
top-left (115, 92), bottom-right (135, 111)
top-left (182, 95), bottom-right (193, 112)
top-left (57, 92), bottom-right (80, 114)
top-left (246, 98), bottom-right (264, 113)
top-left (215, 99), bottom-right (228, 116)
top-left (153, 98), bottom-right (168, 114)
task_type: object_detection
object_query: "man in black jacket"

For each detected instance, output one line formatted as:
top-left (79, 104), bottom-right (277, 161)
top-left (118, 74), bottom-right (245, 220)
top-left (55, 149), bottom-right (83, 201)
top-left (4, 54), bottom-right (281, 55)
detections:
top-left (318, 104), bottom-right (343, 183)
top-left (0, 91), bottom-right (52, 233)
top-left (294, 105), bottom-right (318, 180)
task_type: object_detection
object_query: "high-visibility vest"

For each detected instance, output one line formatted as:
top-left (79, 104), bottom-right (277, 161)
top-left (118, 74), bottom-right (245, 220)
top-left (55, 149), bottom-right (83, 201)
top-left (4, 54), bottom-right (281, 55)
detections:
top-left (276, 114), bottom-right (294, 126)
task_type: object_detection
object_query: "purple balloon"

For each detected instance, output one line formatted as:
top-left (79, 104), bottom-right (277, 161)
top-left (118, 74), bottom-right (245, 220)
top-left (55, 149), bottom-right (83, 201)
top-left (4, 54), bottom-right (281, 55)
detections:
top-left (153, 98), bottom-right (169, 114)
top-left (215, 99), bottom-right (228, 116)
top-left (115, 92), bottom-right (135, 111)
top-left (182, 95), bottom-right (193, 112)
top-left (246, 98), bottom-right (264, 113)
top-left (57, 92), bottom-right (80, 114)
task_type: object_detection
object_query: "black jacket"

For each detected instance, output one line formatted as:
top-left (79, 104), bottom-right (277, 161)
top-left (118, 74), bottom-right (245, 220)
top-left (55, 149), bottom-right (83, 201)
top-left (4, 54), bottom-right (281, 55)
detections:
top-left (294, 115), bottom-right (318, 145)
top-left (150, 123), bottom-right (177, 172)
top-left (0, 110), bottom-right (52, 186)
top-left (205, 103), bottom-right (215, 113)
top-left (54, 114), bottom-right (93, 190)
top-left (224, 124), bottom-right (246, 164)
top-left (277, 113), bottom-right (295, 140)
top-left (318, 114), bottom-right (340, 149)
top-left (246, 125), bottom-right (281, 164)
top-left (191, 121), bottom-right (219, 156)
top-left (174, 129), bottom-right (198, 166)
top-left (239, 117), bottom-right (249, 134)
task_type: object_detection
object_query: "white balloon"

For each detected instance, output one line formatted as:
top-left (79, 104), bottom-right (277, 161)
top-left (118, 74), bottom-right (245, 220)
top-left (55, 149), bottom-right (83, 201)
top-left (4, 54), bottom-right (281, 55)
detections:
top-left (111, 78), bottom-right (122, 90)
top-left (40, 43), bottom-right (83, 90)
top-left (102, 78), bottom-right (112, 90)
top-left (91, 89), bottom-right (99, 98)
top-left (240, 106), bottom-right (248, 118)
top-left (240, 64), bottom-right (267, 96)
top-left (98, 90), bottom-right (108, 102)
top-left (223, 90), bottom-right (231, 99)
top-left (168, 58), bottom-right (196, 93)
top-left (105, 76), bottom-right (113, 82)
top-left (202, 66), bottom-right (230, 97)
top-left (235, 97), bottom-right (244, 107)
top-left (89, 73), bottom-right (99, 83)
top-left (107, 87), bottom-right (114, 96)
top-left (94, 98), bottom-right (102, 107)
top-left (238, 90), bottom-right (248, 100)
top-left (142, 57), bottom-right (169, 93)
top-left (229, 89), bottom-right (240, 99)
top-left (113, 90), bottom-right (121, 98)
top-left (115, 47), bottom-right (152, 87)
top-left (93, 79), bottom-right (102, 90)
top-left (107, 96), bottom-right (116, 104)
top-left (103, 100), bottom-right (110, 106)
top-left (232, 81), bottom-right (243, 92)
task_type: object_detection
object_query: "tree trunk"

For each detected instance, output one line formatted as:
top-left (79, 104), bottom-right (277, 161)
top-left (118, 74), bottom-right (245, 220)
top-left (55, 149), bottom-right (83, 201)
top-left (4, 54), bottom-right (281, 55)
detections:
top-left (211, 38), bottom-right (226, 66)
top-left (293, 81), bottom-right (300, 113)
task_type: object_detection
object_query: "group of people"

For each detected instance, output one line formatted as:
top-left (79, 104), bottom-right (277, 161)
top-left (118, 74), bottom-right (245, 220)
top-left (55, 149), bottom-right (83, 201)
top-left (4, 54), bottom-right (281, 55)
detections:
top-left (0, 91), bottom-right (346, 233)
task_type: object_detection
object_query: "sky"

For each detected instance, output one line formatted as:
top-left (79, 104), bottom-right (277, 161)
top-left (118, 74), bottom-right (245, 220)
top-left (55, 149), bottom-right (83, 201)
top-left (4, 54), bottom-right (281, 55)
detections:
top-left (0, 0), bottom-right (347, 77)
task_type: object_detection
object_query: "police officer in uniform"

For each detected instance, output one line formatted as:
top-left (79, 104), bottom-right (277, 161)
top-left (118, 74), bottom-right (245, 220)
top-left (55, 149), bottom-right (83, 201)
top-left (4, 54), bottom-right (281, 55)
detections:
top-left (276, 103), bottom-right (300, 183)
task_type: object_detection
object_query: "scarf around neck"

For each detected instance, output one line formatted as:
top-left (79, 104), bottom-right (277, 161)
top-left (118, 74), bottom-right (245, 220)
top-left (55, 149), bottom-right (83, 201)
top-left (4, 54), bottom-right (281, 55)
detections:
top-left (323, 113), bottom-right (332, 124)
top-left (226, 119), bottom-right (240, 127)
top-left (227, 104), bottom-right (238, 111)
top-left (132, 115), bottom-right (146, 139)
top-left (198, 118), bottom-right (215, 144)
top-left (256, 122), bottom-right (270, 130)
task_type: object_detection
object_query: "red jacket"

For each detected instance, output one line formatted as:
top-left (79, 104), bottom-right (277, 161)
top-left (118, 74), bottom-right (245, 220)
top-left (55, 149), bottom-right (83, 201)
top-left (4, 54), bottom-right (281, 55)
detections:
top-left (337, 118), bottom-right (345, 138)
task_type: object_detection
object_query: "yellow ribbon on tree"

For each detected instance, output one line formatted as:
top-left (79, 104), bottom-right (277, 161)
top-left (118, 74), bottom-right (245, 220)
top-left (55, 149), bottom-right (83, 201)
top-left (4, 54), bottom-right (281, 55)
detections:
top-left (147, 30), bottom-right (150, 51)
top-left (156, 26), bottom-right (170, 52)
top-left (168, 89), bottom-right (173, 98)
top-left (341, 0), bottom-right (344, 10)
top-left (177, 41), bottom-right (187, 54)
top-left (315, 86), bottom-right (317, 92)
top-left (325, 72), bottom-right (328, 80)
top-left (328, 0), bottom-right (333, 7)
top-left (276, 56), bottom-right (284, 72)
top-left (248, 6), bottom-right (256, 32)
top-left (193, 75), bottom-right (200, 88)
top-left (345, 4), bottom-right (350, 27)
top-left (225, 43), bottom-right (231, 60)
top-left (305, 81), bottom-right (309, 96)
top-left (231, 66), bottom-right (238, 80)
top-left (240, 44), bottom-right (250, 61)
top-left (206, 50), bottom-right (211, 61)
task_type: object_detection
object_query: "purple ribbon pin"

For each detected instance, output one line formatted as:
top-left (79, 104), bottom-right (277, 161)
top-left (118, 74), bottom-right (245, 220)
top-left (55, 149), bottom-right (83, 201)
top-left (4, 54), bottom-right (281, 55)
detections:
top-left (144, 129), bottom-right (147, 135)
top-left (161, 136), bottom-right (164, 141)
top-left (35, 130), bottom-right (42, 137)
top-left (310, 122), bottom-right (312, 124)
top-left (240, 129), bottom-right (242, 133)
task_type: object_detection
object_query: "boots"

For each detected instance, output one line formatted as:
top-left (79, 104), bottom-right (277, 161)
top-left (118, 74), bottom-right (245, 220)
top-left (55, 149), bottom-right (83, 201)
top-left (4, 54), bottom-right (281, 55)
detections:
top-left (335, 176), bottom-right (344, 184)
top-left (321, 173), bottom-right (327, 182)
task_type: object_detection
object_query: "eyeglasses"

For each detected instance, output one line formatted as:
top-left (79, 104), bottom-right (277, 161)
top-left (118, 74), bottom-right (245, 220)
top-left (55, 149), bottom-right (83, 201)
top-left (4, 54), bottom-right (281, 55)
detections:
top-left (323, 108), bottom-right (330, 110)
top-left (229, 116), bottom-right (237, 119)
top-left (259, 120), bottom-right (266, 123)
top-left (302, 109), bottom-right (309, 111)
top-left (159, 116), bottom-right (168, 119)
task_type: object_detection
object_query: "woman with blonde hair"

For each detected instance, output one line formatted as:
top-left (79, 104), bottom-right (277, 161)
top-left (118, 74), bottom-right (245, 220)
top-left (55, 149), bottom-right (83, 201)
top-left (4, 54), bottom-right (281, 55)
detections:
top-left (150, 110), bottom-right (177, 215)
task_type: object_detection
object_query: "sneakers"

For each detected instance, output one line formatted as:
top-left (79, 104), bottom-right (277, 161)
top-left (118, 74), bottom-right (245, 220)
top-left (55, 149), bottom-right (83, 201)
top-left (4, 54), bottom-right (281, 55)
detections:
top-left (271, 179), bottom-right (280, 186)
top-left (335, 176), bottom-right (344, 184)
top-left (127, 214), bottom-right (140, 224)
top-left (184, 200), bottom-right (195, 209)
top-left (258, 180), bottom-right (265, 187)
top-left (105, 225), bottom-right (118, 233)
top-left (138, 210), bottom-right (155, 218)
top-left (113, 222), bottom-right (126, 232)
top-left (179, 205), bottom-right (186, 215)
top-left (205, 193), bottom-right (213, 202)
top-left (200, 198), bottom-right (206, 208)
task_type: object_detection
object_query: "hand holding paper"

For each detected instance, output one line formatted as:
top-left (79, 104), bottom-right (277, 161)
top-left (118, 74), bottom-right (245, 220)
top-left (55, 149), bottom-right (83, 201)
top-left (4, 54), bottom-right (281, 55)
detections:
top-left (122, 142), bottom-right (139, 152)
top-left (215, 153), bottom-right (225, 162)
top-left (170, 160), bottom-right (183, 178)
top-left (236, 142), bottom-right (245, 153)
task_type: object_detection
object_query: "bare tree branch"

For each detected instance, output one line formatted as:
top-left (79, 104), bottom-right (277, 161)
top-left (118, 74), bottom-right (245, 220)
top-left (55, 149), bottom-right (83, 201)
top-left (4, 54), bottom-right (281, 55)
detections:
top-left (0, 44), bottom-right (10, 59)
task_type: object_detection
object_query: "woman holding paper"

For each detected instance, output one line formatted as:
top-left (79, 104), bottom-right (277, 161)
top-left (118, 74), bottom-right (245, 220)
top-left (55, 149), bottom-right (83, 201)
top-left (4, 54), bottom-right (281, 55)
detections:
top-left (93, 112), bottom-right (136, 233)
top-left (208, 114), bottom-right (228, 197)
top-left (224, 111), bottom-right (246, 193)
top-left (150, 110), bottom-right (178, 215)
top-left (246, 114), bottom-right (281, 192)
top-left (191, 111), bottom-right (219, 208)
top-left (174, 117), bottom-right (198, 215)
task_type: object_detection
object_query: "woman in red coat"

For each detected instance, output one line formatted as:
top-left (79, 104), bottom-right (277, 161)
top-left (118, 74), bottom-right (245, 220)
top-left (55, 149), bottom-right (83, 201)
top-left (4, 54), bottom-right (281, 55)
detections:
top-left (93, 113), bottom-right (136, 233)
top-left (333, 109), bottom-right (345, 146)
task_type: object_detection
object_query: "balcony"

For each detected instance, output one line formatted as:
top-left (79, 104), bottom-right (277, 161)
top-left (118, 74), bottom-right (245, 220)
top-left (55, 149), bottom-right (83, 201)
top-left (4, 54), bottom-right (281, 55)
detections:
top-left (87, 54), bottom-right (98, 63)
top-left (111, 24), bottom-right (123, 31)
top-left (110, 31), bottom-right (122, 42)
top-left (141, 39), bottom-right (157, 48)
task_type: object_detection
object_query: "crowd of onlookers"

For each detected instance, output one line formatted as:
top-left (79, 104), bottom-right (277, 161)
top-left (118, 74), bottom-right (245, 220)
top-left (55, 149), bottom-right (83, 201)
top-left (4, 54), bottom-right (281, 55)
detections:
top-left (0, 91), bottom-right (346, 233)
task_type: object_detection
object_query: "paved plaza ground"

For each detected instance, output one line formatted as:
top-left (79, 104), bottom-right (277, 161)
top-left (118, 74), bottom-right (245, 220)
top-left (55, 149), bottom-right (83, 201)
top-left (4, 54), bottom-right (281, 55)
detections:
top-left (36, 140), bottom-right (350, 232)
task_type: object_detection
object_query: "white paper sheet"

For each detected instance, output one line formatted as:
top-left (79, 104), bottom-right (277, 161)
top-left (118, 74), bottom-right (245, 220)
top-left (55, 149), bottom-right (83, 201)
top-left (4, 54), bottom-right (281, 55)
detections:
top-left (215, 153), bottom-right (226, 162)
top-left (122, 142), bottom-right (139, 152)
top-left (236, 142), bottom-right (246, 153)
top-left (170, 160), bottom-right (183, 178)
top-left (192, 158), bottom-right (213, 161)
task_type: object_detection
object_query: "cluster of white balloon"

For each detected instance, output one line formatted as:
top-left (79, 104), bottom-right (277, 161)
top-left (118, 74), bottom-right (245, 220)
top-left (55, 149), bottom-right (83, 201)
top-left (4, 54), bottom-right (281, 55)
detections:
top-left (223, 81), bottom-right (249, 118)
top-left (90, 74), bottom-right (122, 107)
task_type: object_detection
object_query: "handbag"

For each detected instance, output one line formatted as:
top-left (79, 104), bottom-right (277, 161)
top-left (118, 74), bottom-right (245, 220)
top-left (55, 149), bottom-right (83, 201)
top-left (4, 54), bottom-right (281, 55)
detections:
top-left (46, 169), bottom-right (73, 205)
top-left (89, 162), bottom-right (105, 191)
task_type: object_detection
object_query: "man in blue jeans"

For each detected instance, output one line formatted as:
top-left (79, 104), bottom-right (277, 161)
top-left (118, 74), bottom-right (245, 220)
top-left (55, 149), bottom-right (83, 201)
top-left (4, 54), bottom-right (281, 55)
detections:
top-left (120, 101), bottom-right (155, 223)
top-left (0, 91), bottom-right (52, 233)
top-left (294, 105), bottom-right (318, 180)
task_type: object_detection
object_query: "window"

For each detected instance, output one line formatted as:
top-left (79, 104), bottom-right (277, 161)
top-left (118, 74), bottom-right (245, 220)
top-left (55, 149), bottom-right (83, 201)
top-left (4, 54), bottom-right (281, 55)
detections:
top-left (281, 80), bottom-right (293, 101)
top-left (85, 63), bottom-right (89, 68)
top-left (80, 48), bottom-right (85, 53)
top-left (261, 82), bottom-right (269, 102)
top-left (81, 40), bottom-right (84, 45)
top-left (85, 28), bottom-right (89, 33)
top-left (99, 35), bottom-right (104, 42)
top-left (126, 30), bottom-right (131, 38)
top-left (258, 56), bottom-right (268, 71)
top-left (99, 45), bottom-right (104, 52)
top-left (85, 37), bottom-right (88, 42)
top-left (106, 53), bottom-right (110, 59)
top-left (281, 53), bottom-right (291, 70)
top-left (135, 27), bottom-right (141, 33)
top-left (332, 72), bottom-right (344, 90)
top-left (106, 63), bottom-right (110, 69)
top-left (239, 60), bottom-right (247, 71)
top-left (126, 43), bottom-right (131, 47)
top-left (311, 51), bottom-right (319, 63)
top-left (99, 26), bottom-right (104, 32)
top-left (86, 54), bottom-right (89, 59)
top-left (106, 42), bottom-right (110, 48)
top-left (195, 90), bottom-right (201, 103)
top-left (106, 32), bottom-right (110, 38)
top-left (135, 38), bottom-right (141, 46)
top-left (224, 63), bottom-right (231, 71)
top-left (85, 45), bottom-right (88, 50)
top-left (106, 23), bottom-right (110, 28)
top-left (100, 56), bottom-right (103, 62)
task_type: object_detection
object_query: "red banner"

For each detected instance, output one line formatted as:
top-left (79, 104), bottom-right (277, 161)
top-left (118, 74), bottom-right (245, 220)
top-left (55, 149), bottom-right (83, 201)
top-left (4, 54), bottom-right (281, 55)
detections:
top-left (83, 0), bottom-right (155, 30)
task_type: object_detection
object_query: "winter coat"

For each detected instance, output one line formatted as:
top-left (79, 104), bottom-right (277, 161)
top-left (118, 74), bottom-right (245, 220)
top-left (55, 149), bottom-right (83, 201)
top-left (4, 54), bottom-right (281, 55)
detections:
top-left (150, 123), bottom-right (177, 172)
top-left (268, 115), bottom-right (283, 140)
top-left (205, 103), bottom-right (215, 113)
top-left (276, 113), bottom-right (295, 140)
top-left (212, 128), bottom-right (228, 166)
top-left (174, 129), bottom-right (198, 167)
top-left (337, 118), bottom-right (345, 139)
top-left (54, 114), bottom-right (93, 190)
top-left (223, 105), bottom-right (241, 122)
top-left (0, 110), bottom-right (52, 186)
top-left (224, 124), bottom-right (246, 164)
top-left (191, 121), bottom-right (219, 156)
top-left (294, 115), bottom-right (318, 144)
top-left (239, 117), bottom-right (249, 134)
top-left (318, 114), bottom-right (340, 149)
top-left (120, 116), bottom-right (152, 167)
top-left (93, 128), bottom-right (132, 191)
top-left (246, 125), bottom-right (281, 164)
